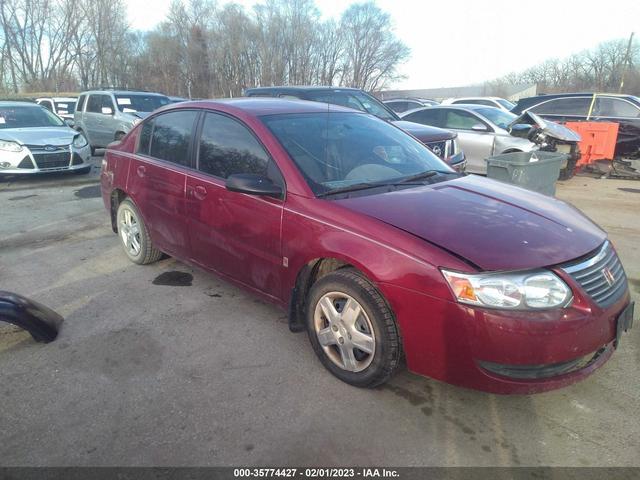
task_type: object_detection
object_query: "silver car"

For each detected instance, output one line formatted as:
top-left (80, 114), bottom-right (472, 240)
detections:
top-left (0, 101), bottom-right (92, 175)
top-left (400, 105), bottom-right (536, 174)
top-left (74, 89), bottom-right (170, 154)
top-left (35, 96), bottom-right (77, 123)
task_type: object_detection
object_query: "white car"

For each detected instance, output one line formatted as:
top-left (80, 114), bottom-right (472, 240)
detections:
top-left (441, 96), bottom-right (515, 112)
top-left (35, 96), bottom-right (77, 123)
top-left (0, 101), bottom-right (92, 176)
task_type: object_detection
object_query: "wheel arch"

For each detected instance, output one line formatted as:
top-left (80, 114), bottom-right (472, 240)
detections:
top-left (109, 188), bottom-right (128, 233)
top-left (287, 257), bottom-right (381, 333)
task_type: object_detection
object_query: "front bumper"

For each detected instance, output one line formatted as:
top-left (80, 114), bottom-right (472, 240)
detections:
top-left (0, 144), bottom-right (91, 175)
top-left (381, 273), bottom-right (630, 394)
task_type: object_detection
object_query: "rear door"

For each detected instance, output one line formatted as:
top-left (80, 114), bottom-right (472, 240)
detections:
top-left (126, 110), bottom-right (199, 258)
top-left (185, 111), bottom-right (285, 300)
top-left (83, 94), bottom-right (105, 147)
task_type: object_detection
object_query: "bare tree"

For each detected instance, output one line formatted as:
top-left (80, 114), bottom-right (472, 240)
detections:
top-left (339, 2), bottom-right (409, 91)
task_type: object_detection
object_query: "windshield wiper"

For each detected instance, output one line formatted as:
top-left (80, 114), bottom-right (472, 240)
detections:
top-left (398, 169), bottom-right (452, 183)
top-left (317, 182), bottom-right (381, 198)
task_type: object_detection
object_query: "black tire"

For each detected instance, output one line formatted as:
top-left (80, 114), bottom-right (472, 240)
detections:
top-left (306, 268), bottom-right (401, 388)
top-left (116, 198), bottom-right (162, 265)
top-left (90, 146), bottom-right (96, 156)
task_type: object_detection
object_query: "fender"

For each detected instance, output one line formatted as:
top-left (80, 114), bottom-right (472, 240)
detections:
top-left (0, 291), bottom-right (63, 343)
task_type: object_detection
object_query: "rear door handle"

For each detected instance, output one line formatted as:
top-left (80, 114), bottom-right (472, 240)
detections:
top-left (193, 185), bottom-right (207, 200)
top-left (137, 165), bottom-right (146, 177)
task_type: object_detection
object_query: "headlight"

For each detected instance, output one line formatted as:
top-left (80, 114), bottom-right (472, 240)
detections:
top-left (73, 134), bottom-right (88, 148)
top-left (441, 269), bottom-right (572, 310)
top-left (0, 140), bottom-right (23, 152)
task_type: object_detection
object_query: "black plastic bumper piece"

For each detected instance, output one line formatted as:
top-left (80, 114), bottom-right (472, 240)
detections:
top-left (0, 291), bottom-right (63, 343)
top-left (478, 346), bottom-right (607, 380)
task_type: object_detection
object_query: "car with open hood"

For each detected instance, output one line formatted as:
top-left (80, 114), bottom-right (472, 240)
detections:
top-left (244, 86), bottom-right (466, 171)
top-left (74, 89), bottom-right (170, 155)
top-left (401, 104), bottom-right (581, 175)
top-left (0, 101), bottom-right (92, 176)
top-left (100, 98), bottom-right (633, 393)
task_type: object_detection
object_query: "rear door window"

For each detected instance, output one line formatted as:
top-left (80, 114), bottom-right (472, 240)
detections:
top-left (197, 112), bottom-right (272, 179)
top-left (403, 108), bottom-right (443, 126)
top-left (594, 97), bottom-right (640, 118)
top-left (149, 110), bottom-right (198, 166)
top-left (530, 97), bottom-right (591, 116)
top-left (76, 95), bottom-right (86, 112)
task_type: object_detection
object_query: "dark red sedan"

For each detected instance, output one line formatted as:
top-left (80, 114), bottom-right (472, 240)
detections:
top-left (100, 98), bottom-right (633, 394)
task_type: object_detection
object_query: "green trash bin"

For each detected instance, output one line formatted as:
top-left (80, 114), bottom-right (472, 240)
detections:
top-left (485, 151), bottom-right (567, 196)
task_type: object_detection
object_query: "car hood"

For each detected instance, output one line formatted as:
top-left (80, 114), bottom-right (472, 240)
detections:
top-left (392, 120), bottom-right (454, 143)
top-left (510, 111), bottom-right (581, 143)
top-left (0, 127), bottom-right (77, 146)
top-left (334, 175), bottom-right (606, 271)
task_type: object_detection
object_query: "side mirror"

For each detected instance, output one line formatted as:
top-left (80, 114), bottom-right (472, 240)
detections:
top-left (471, 123), bottom-right (488, 132)
top-left (63, 118), bottom-right (75, 127)
top-left (226, 174), bottom-right (283, 198)
top-left (509, 123), bottom-right (533, 138)
top-left (101, 106), bottom-right (114, 115)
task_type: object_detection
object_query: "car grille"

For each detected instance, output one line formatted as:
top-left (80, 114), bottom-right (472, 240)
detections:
top-left (32, 150), bottom-right (71, 170)
top-left (425, 140), bottom-right (447, 159)
top-left (561, 241), bottom-right (628, 308)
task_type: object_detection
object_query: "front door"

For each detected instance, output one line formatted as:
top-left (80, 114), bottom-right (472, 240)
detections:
top-left (442, 110), bottom-right (494, 174)
top-left (185, 111), bottom-right (284, 300)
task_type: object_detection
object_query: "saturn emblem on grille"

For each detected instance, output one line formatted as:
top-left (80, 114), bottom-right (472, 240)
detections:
top-left (602, 267), bottom-right (616, 286)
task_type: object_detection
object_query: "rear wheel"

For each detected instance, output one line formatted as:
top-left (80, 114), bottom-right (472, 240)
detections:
top-left (116, 199), bottom-right (162, 265)
top-left (306, 268), bottom-right (401, 387)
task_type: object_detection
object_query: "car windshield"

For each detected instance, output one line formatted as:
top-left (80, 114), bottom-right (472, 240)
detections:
top-left (261, 112), bottom-right (452, 196)
top-left (0, 105), bottom-right (65, 129)
top-left (496, 99), bottom-right (516, 110)
top-left (475, 107), bottom-right (518, 130)
top-left (55, 101), bottom-right (75, 114)
top-left (305, 91), bottom-right (397, 121)
top-left (115, 94), bottom-right (170, 113)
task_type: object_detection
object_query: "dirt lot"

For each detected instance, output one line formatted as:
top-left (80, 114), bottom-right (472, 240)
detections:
top-left (0, 163), bottom-right (639, 467)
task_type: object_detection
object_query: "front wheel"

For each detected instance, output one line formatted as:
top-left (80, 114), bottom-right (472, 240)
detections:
top-left (306, 268), bottom-right (401, 388)
top-left (116, 199), bottom-right (162, 265)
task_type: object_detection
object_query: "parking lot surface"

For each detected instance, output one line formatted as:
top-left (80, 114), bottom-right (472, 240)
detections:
top-left (1, 162), bottom-right (639, 467)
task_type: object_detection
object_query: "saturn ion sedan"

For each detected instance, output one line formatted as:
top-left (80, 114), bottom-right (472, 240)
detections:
top-left (0, 101), bottom-right (91, 176)
top-left (100, 98), bottom-right (633, 394)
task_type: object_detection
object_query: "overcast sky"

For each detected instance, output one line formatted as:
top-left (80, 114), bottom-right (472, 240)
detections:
top-left (126, 0), bottom-right (638, 89)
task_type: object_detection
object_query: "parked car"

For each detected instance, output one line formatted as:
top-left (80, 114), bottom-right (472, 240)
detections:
top-left (244, 86), bottom-right (465, 171)
top-left (36, 96), bottom-right (77, 124)
top-left (101, 98), bottom-right (632, 394)
top-left (0, 101), bottom-right (92, 175)
top-left (512, 93), bottom-right (640, 158)
top-left (401, 105), bottom-right (580, 175)
top-left (383, 97), bottom-right (438, 113)
top-left (74, 89), bottom-right (170, 155)
top-left (442, 96), bottom-right (516, 111)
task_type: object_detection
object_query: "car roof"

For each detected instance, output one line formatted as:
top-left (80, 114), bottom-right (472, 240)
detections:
top-left (0, 101), bottom-right (43, 108)
top-left (165, 97), bottom-right (361, 116)
top-left (81, 90), bottom-right (167, 96)
top-left (513, 92), bottom-right (640, 112)
top-left (246, 86), bottom-right (362, 95)
top-left (36, 97), bottom-right (76, 102)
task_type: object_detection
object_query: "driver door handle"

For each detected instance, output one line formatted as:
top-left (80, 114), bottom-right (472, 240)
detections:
top-left (193, 185), bottom-right (207, 200)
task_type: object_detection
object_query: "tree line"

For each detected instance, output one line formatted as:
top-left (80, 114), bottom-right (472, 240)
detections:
top-left (0, 0), bottom-right (410, 97)
top-left (488, 37), bottom-right (640, 96)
